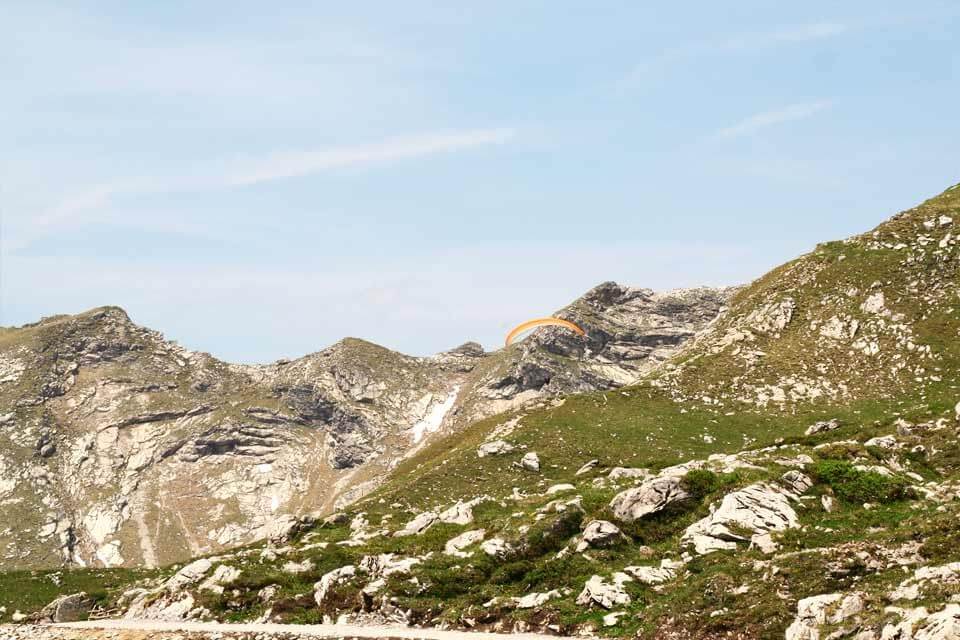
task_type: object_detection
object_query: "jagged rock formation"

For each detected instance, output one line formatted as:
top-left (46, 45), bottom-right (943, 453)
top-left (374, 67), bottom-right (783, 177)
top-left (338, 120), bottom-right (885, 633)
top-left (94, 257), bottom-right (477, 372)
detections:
top-left (0, 282), bottom-right (729, 570)
top-left (3, 182), bottom-right (960, 640)
top-left (653, 186), bottom-right (960, 411)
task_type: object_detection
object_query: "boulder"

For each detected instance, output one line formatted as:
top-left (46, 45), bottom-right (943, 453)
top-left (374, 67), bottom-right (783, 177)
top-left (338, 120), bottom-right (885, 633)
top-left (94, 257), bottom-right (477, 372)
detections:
top-left (199, 565), bottom-right (241, 593)
top-left (445, 530), bottom-right (486, 558)
top-left (394, 512), bottom-right (438, 537)
top-left (163, 558), bottom-right (216, 592)
top-left (805, 419), bottom-right (841, 436)
top-left (576, 520), bottom-right (626, 552)
top-left (480, 538), bottom-right (513, 559)
top-left (610, 475), bottom-right (691, 522)
top-left (785, 592), bottom-right (864, 640)
top-left (865, 435), bottom-right (899, 450)
top-left (889, 563), bottom-right (960, 601)
top-left (323, 512), bottom-right (350, 526)
top-left (780, 470), bottom-right (814, 495)
top-left (514, 590), bottom-right (562, 609)
top-left (38, 592), bottom-right (91, 623)
top-left (477, 440), bottom-right (515, 457)
top-left (682, 483), bottom-right (803, 555)
top-left (576, 573), bottom-right (633, 609)
top-left (623, 559), bottom-right (683, 585)
top-left (359, 553), bottom-right (421, 578)
top-left (314, 565), bottom-right (357, 606)
top-left (521, 452), bottom-right (540, 472)
top-left (438, 501), bottom-right (475, 525)
top-left (576, 459), bottom-right (599, 476)
top-left (546, 483), bottom-right (576, 495)
top-left (264, 513), bottom-right (317, 545)
top-left (607, 467), bottom-right (650, 482)
top-left (280, 559), bottom-right (313, 575)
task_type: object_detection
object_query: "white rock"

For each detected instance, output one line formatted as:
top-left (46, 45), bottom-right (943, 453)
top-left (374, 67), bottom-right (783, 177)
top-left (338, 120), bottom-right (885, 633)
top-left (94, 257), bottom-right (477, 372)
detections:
top-left (603, 611), bottom-right (626, 626)
top-left (514, 590), bottom-right (562, 609)
top-left (785, 592), bottom-right (863, 640)
top-left (607, 467), bottom-right (650, 482)
top-left (576, 460), bottom-right (599, 476)
top-left (281, 559), bottom-right (314, 575)
top-left (314, 565), bottom-right (356, 605)
top-left (394, 511), bottom-right (438, 537)
top-left (682, 483), bottom-right (802, 555)
top-left (865, 435), bottom-right (899, 450)
top-left (521, 452), bottom-right (540, 472)
top-left (199, 565), bottom-right (241, 593)
top-left (359, 553), bottom-right (421, 579)
top-left (861, 292), bottom-right (887, 315)
top-left (750, 533), bottom-right (779, 554)
top-left (623, 559), bottom-right (683, 585)
top-left (781, 470), bottom-right (814, 495)
top-left (610, 475), bottom-right (691, 522)
top-left (477, 440), bottom-right (515, 457)
top-left (576, 573), bottom-right (633, 609)
top-left (546, 483), bottom-right (576, 495)
top-left (889, 563), bottom-right (960, 601)
top-left (480, 537), bottom-right (512, 559)
top-left (805, 419), bottom-right (841, 436)
top-left (444, 529), bottom-right (486, 558)
top-left (163, 558), bottom-right (215, 592)
top-left (576, 520), bottom-right (626, 552)
top-left (438, 501), bottom-right (475, 525)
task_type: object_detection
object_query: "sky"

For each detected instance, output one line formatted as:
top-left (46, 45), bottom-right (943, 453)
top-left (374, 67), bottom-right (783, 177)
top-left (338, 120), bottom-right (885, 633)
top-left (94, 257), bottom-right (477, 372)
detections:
top-left (1, 2), bottom-right (958, 362)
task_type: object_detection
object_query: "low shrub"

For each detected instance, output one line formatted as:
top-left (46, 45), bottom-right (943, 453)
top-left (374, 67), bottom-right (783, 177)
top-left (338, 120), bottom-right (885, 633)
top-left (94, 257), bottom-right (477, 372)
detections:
top-left (811, 460), bottom-right (911, 504)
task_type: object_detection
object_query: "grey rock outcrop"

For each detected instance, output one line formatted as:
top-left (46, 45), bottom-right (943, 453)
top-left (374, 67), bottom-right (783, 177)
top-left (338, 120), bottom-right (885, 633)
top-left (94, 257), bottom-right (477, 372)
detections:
top-left (0, 281), bottom-right (732, 571)
top-left (610, 475), bottom-right (691, 522)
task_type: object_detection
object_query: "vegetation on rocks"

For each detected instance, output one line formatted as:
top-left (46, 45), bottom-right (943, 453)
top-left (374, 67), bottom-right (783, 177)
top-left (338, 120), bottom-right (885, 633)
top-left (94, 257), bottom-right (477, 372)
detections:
top-left (2, 182), bottom-right (960, 639)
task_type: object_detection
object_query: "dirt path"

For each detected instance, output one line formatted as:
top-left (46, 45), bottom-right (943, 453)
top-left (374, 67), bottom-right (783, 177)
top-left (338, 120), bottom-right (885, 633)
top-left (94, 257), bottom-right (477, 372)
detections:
top-left (52, 620), bottom-right (577, 640)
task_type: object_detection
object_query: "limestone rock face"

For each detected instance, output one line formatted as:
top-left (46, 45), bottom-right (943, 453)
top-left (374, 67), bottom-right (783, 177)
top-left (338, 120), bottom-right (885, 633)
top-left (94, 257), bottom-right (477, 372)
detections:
top-left (37, 592), bottom-right (91, 623)
top-left (785, 592), bottom-right (864, 640)
top-left (577, 520), bottom-right (626, 551)
top-left (576, 573), bottom-right (633, 609)
top-left (610, 475), bottom-right (691, 522)
top-left (682, 476), bottom-right (811, 555)
top-left (0, 281), bottom-right (732, 570)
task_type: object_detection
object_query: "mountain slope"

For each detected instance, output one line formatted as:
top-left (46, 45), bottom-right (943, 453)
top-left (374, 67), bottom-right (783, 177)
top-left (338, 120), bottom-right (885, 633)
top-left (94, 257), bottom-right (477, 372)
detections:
top-left (0, 284), bottom-right (730, 571)
top-left (15, 182), bottom-right (957, 639)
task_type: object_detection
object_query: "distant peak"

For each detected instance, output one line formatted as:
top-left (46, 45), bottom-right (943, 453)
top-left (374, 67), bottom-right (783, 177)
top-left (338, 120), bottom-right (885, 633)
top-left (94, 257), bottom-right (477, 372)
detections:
top-left (442, 341), bottom-right (485, 357)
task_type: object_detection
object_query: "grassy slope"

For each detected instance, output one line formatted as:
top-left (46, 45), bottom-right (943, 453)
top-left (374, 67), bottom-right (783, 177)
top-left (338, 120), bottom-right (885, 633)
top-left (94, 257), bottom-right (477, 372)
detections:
top-left (2, 184), bottom-right (960, 637)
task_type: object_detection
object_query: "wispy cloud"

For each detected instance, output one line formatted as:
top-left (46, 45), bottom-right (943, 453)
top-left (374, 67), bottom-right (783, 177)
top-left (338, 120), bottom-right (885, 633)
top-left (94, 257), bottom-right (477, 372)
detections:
top-left (21, 128), bottom-right (516, 243)
top-left (720, 23), bottom-right (847, 50)
top-left (715, 101), bottom-right (833, 139)
top-left (225, 129), bottom-right (515, 186)
top-left (625, 23), bottom-right (846, 82)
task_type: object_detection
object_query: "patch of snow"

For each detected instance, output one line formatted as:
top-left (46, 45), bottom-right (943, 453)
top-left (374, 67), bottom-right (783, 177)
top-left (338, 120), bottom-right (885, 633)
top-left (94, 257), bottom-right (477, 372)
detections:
top-left (411, 386), bottom-right (460, 444)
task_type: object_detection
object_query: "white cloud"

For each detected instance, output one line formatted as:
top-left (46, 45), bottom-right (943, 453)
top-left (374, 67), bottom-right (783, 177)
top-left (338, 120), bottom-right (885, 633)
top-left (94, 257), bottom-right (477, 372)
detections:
top-left (715, 101), bottom-right (833, 139)
top-left (722, 23), bottom-right (847, 50)
top-left (225, 129), bottom-right (515, 186)
top-left (17, 128), bottom-right (515, 246)
top-left (625, 23), bottom-right (846, 82)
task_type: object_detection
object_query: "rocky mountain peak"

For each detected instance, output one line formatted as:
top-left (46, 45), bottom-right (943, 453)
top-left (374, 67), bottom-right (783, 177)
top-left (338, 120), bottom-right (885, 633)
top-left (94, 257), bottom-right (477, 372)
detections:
top-left (0, 279), bottom-right (729, 571)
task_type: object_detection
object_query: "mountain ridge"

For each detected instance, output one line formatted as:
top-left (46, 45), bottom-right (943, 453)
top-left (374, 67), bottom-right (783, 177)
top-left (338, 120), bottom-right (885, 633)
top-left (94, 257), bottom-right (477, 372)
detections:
top-left (0, 281), bottom-right (731, 571)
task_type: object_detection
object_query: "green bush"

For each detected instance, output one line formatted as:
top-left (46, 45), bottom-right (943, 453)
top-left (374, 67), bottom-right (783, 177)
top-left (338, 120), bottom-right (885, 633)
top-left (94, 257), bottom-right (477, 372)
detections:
top-left (811, 460), bottom-right (911, 504)
top-left (682, 469), bottom-right (721, 498)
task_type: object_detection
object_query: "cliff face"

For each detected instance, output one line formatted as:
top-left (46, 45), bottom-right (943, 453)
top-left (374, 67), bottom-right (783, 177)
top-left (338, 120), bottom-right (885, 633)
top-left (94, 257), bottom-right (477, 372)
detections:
top-left (0, 282), bottom-right (731, 570)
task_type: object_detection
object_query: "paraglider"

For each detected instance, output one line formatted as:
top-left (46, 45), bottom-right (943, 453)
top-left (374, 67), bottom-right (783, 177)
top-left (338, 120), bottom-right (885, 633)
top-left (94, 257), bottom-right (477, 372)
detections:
top-left (505, 317), bottom-right (585, 347)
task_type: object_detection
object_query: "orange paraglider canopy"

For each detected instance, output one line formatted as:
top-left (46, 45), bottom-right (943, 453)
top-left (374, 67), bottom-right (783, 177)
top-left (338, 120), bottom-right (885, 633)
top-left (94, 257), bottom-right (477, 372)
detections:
top-left (505, 317), bottom-right (585, 346)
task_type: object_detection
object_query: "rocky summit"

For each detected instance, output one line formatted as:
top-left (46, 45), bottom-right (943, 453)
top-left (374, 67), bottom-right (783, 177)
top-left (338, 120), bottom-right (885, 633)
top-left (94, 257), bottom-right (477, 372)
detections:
top-left (2, 182), bottom-right (960, 640)
top-left (0, 282), bottom-right (728, 571)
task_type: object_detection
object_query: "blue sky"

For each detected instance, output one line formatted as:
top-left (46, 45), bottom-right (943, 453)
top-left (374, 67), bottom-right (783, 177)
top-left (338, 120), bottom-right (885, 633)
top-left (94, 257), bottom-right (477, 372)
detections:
top-left (2, 2), bottom-right (958, 362)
